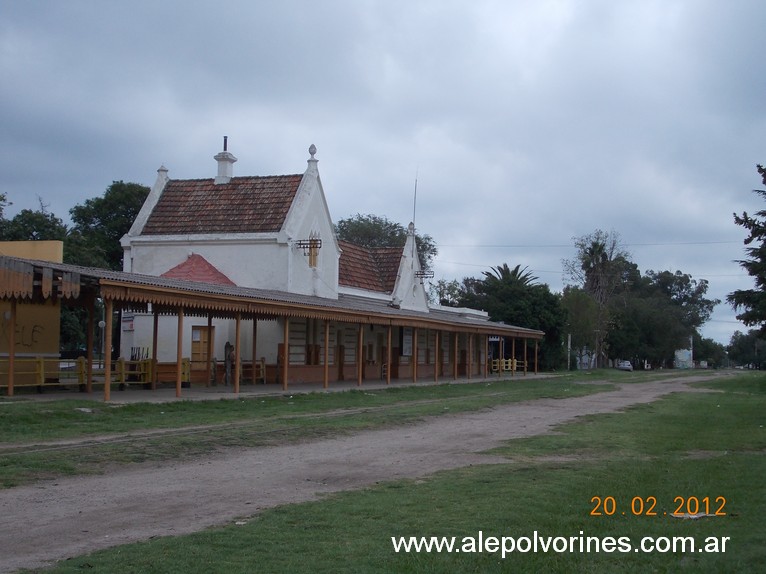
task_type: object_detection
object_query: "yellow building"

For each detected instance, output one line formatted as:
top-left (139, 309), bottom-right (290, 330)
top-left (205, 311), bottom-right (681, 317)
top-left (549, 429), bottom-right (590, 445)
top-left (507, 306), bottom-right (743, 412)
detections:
top-left (0, 241), bottom-right (63, 385)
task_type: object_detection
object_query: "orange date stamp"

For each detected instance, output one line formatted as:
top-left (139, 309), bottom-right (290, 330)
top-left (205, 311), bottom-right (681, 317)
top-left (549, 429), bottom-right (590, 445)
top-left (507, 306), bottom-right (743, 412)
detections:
top-left (590, 495), bottom-right (727, 517)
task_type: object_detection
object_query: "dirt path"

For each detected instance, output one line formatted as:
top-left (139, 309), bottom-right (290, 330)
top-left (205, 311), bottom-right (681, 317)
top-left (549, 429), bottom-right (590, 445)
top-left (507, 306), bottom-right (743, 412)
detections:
top-left (0, 375), bottom-right (722, 572)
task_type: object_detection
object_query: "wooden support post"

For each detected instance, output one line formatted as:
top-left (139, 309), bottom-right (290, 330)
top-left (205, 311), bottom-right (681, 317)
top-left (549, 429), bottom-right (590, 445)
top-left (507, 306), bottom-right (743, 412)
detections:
top-left (7, 299), bottom-right (16, 397)
top-left (386, 325), bottom-right (392, 385)
top-left (175, 308), bottom-right (184, 398)
top-left (484, 335), bottom-right (489, 378)
top-left (113, 357), bottom-right (122, 385)
top-left (207, 314), bottom-right (214, 387)
top-left (151, 309), bottom-right (159, 390)
top-left (86, 297), bottom-right (94, 393)
top-left (252, 317), bottom-right (259, 384)
top-left (234, 312), bottom-right (241, 394)
top-left (453, 332), bottom-right (458, 380)
top-left (412, 327), bottom-right (418, 384)
top-left (357, 323), bottom-right (363, 386)
top-left (467, 333), bottom-right (473, 380)
top-left (104, 299), bottom-right (114, 402)
top-left (282, 319), bottom-right (289, 391)
top-left (434, 330), bottom-right (440, 383)
top-left (323, 320), bottom-right (330, 389)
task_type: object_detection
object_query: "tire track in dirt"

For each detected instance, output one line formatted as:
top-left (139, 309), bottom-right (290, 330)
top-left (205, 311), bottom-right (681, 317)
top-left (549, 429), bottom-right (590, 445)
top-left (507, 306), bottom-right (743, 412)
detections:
top-left (0, 389), bottom-right (570, 457)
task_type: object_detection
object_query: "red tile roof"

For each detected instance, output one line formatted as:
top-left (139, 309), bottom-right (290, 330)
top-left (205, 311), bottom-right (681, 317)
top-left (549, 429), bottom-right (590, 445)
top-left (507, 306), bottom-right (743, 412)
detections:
top-left (140, 175), bottom-right (303, 235)
top-left (338, 240), bottom-right (402, 293)
top-left (161, 254), bottom-right (236, 286)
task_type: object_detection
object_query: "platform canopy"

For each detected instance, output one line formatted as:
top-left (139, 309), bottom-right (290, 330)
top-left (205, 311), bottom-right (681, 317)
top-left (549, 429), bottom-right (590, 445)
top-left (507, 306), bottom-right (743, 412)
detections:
top-left (0, 255), bottom-right (544, 337)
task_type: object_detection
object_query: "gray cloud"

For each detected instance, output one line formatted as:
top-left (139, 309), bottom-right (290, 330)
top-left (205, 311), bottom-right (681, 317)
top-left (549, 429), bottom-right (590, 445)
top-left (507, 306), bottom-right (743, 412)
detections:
top-left (1, 0), bottom-right (763, 344)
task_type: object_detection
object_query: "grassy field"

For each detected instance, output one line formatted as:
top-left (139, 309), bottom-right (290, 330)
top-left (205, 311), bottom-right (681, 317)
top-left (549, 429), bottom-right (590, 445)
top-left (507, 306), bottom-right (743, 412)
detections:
top-left (11, 370), bottom-right (765, 573)
top-left (0, 374), bottom-right (613, 488)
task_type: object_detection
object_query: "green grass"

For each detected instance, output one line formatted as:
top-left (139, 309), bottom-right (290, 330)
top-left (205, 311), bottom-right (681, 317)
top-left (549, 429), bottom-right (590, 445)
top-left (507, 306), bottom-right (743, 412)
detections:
top-left (0, 367), bottom-right (704, 444)
top-left (0, 377), bottom-right (612, 442)
top-left (25, 371), bottom-right (765, 573)
top-left (0, 377), bottom-right (611, 488)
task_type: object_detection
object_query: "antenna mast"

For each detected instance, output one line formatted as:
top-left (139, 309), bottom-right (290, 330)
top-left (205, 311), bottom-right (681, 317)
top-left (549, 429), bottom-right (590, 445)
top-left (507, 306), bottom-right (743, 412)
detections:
top-left (411, 170), bottom-right (418, 261)
top-left (412, 168), bottom-right (418, 226)
top-left (410, 169), bottom-right (434, 283)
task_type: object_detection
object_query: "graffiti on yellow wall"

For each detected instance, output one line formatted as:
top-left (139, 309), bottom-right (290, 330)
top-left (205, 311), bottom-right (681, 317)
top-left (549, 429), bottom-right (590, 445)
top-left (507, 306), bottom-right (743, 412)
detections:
top-left (0, 300), bottom-right (60, 355)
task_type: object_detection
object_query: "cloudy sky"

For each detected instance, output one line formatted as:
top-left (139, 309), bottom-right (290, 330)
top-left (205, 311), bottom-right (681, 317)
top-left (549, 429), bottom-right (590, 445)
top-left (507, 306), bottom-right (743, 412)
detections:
top-left (1, 0), bottom-right (764, 344)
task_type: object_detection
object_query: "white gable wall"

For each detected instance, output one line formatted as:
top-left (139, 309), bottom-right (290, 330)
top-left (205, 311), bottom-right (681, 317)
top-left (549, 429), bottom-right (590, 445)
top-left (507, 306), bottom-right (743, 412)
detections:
top-left (121, 149), bottom-right (339, 297)
top-left (390, 223), bottom-right (430, 312)
top-left (124, 166), bottom-right (170, 246)
top-left (125, 235), bottom-right (289, 289)
top-left (282, 155), bottom-right (339, 299)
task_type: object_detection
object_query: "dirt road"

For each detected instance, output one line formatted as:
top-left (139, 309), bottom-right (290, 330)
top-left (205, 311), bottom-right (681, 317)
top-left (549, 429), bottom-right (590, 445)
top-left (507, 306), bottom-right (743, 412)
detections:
top-left (0, 375), bottom-right (720, 572)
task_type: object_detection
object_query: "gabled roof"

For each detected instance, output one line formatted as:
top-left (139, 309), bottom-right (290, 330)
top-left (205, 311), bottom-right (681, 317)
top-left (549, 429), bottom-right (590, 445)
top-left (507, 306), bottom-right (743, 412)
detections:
top-left (140, 175), bottom-right (303, 235)
top-left (338, 240), bottom-right (403, 294)
top-left (161, 254), bottom-right (236, 286)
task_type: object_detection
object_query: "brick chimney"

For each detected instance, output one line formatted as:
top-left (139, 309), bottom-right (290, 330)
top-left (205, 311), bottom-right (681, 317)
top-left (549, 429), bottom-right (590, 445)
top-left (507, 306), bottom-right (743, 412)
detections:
top-left (214, 136), bottom-right (237, 184)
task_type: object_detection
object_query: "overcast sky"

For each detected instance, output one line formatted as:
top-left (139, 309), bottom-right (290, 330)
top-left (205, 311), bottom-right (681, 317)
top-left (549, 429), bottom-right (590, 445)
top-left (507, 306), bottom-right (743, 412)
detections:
top-left (1, 1), bottom-right (764, 345)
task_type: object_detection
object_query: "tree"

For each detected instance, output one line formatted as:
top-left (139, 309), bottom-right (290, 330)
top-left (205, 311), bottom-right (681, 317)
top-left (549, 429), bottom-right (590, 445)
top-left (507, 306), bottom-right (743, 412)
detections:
top-left (0, 198), bottom-right (68, 241)
top-left (0, 192), bottom-right (10, 237)
top-left (606, 269), bottom-right (718, 368)
top-left (564, 229), bottom-right (631, 304)
top-left (429, 278), bottom-right (463, 307)
top-left (727, 329), bottom-right (766, 369)
top-left (693, 334), bottom-right (726, 368)
top-left (607, 294), bottom-right (688, 368)
top-left (728, 164), bottom-right (766, 334)
top-left (459, 262), bottom-right (566, 370)
top-left (335, 213), bottom-right (438, 272)
top-left (66, 181), bottom-right (149, 361)
top-left (0, 198), bottom-right (83, 351)
top-left (69, 181), bottom-right (149, 270)
top-left (563, 229), bottom-right (631, 366)
top-left (561, 286), bottom-right (598, 368)
top-left (644, 270), bottom-right (719, 330)
top-left (483, 263), bottom-right (538, 288)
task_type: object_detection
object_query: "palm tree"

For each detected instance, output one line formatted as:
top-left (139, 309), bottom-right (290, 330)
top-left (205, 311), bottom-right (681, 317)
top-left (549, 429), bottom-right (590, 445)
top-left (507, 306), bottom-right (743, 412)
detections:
top-left (581, 240), bottom-right (609, 305)
top-left (482, 263), bottom-right (538, 288)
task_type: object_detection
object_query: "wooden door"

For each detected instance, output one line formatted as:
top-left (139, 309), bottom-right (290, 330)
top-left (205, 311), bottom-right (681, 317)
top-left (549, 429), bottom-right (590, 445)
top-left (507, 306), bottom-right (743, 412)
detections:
top-left (191, 326), bottom-right (213, 373)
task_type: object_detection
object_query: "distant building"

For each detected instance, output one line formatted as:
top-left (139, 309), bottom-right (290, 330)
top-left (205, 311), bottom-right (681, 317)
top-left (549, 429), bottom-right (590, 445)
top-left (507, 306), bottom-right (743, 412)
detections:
top-left (0, 241), bottom-right (62, 385)
top-left (674, 349), bottom-right (693, 369)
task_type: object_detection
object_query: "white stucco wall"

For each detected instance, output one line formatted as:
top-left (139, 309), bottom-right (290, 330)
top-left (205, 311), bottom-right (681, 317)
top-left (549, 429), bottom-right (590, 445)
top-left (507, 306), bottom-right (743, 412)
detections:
top-left (125, 236), bottom-right (290, 289)
top-left (121, 150), bottom-right (339, 297)
top-left (124, 312), bottom-right (285, 365)
top-left (390, 224), bottom-right (430, 312)
top-left (282, 160), bottom-right (339, 298)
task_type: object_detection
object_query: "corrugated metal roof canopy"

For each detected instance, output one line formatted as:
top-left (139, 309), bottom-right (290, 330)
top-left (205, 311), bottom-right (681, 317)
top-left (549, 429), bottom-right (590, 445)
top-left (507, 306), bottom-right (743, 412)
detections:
top-left (0, 255), bottom-right (543, 338)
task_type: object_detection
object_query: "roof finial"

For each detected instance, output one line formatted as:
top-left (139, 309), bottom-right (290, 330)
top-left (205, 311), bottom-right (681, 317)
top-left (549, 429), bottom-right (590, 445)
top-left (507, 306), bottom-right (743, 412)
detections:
top-left (309, 144), bottom-right (317, 159)
top-left (223, 135), bottom-right (228, 152)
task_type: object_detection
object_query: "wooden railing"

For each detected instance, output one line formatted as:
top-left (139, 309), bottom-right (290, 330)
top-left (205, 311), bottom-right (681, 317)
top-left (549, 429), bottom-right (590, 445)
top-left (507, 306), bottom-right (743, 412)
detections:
top-left (0, 357), bottom-right (191, 388)
top-left (489, 358), bottom-right (527, 375)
